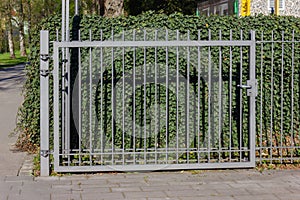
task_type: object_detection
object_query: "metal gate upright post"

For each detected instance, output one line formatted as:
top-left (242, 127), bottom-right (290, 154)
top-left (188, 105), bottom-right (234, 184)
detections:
top-left (249, 30), bottom-right (257, 165)
top-left (40, 30), bottom-right (50, 176)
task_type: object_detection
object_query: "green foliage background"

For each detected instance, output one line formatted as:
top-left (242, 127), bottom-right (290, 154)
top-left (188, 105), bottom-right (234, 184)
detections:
top-left (16, 12), bottom-right (300, 163)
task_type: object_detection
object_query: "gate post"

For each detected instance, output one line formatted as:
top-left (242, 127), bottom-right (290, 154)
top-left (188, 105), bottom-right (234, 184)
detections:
top-left (40, 30), bottom-right (50, 176)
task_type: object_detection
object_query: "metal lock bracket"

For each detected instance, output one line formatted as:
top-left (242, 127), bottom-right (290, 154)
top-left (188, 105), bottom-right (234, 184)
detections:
top-left (40, 70), bottom-right (51, 77)
top-left (237, 80), bottom-right (258, 97)
top-left (40, 54), bottom-right (50, 62)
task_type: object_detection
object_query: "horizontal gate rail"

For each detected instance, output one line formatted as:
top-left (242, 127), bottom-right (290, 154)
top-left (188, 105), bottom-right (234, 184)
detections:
top-left (54, 162), bottom-right (255, 173)
top-left (53, 40), bottom-right (255, 48)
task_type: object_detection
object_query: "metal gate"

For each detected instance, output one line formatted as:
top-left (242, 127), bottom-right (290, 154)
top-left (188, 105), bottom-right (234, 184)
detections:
top-left (44, 29), bottom-right (257, 173)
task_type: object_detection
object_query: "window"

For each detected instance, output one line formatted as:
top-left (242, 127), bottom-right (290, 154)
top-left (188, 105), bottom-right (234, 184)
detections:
top-left (219, 3), bottom-right (228, 16)
top-left (213, 3), bottom-right (228, 16)
top-left (269, 0), bottom-right (285, 10)
top-left (202, 8), bottom-right (210, 16)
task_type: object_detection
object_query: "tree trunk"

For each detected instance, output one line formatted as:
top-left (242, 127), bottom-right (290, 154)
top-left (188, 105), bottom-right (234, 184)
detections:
top-left (104, 0), bottom-right (124, 17)
top-left (94, 0), bottom-right (105, 15)
top-left (99, 0), bottom-right (105, 16)
top-left (18, 0), bottom-right (27, 56)
top-left (7, 18), bottom-right (15, 59)
top-left (26, 0), bottom-right (32, 44)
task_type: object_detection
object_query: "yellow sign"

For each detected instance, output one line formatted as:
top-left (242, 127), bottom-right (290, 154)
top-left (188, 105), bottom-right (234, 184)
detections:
top-left (241, 0), bottom-right (251, 16)
top-left (275, 0), bottom-right (279, 15)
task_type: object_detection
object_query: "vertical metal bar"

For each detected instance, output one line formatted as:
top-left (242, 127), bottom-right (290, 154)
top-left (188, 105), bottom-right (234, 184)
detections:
top-left (218, 30), bottom-right (222, 162)
top-left (133, 30), bottom-right (136, 164)
top-left (176, 30), bottom-right (179, 163)
top-left (208, 30), bottom-right (211, 162)
top-left (89, 29), bottom-right (93, 165)
top-left (239, 30), bottom-right (243, 162)
top-left (66, 49), bottom-right (71, 165)
top-left (66, 0), bottom-right (70, 41)
top-left (56, 29), bottom-right (59, 42)
top-left (280, 31), bottom-right (284, 164)
top-left (122, 30), bottom-right (125, 165)
top-left (259, 32), bottom-right (264, 164)
top-left (186, 30), bottom-right (190, 163)
top-left (111, 30), bottom-right (115, 164)
top-left (62, 65), bottom-right (65, 156)
top-left (40, 30), bottom-right (49, 176)
top-left (64, 0), bottom-right (70, 160)
top-left (249, 30), bottom-right (256, 165)
top-left (100, 29), bottom-right (104, 165)
top-left (165, 29), bottom-right (169, 162)
top-left (154, 30), bottom-right (158, 164)
top-left (61, 0), bottom-right (66, 155)
top-left (62, 0), bottom-right (65, 42)
top-left (270, 31), bottom-right (274, 164)
top-left (63, 0), bottom-right (70, 164)
top-left (75, 0), bottom-right (79, 15)
top-left (78, 29), bottom-right (82, 165)
top-left (143, 30), bottom-right (147, 163)
top-left (229, 30), bottom-right (233, 162)
top-left (197, 30), bottom-right (201, 163)
top-left (53, 43), bottom-right (60, 172)
top-left (55, 30), bottom-right (59, 170)
top-left (291, 30), bottom-right (295, 163)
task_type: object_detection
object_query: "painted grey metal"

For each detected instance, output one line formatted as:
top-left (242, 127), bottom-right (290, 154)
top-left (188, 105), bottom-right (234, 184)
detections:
top-left (249, 31), bottom-right (257, 165)
top-left (270, 31), bottom-right (274, 163)
top-left (41, 26), bottom-right (300, 175)
top-left (53, 40), bottom-right (255, 48)
top-left (40, 30), bottom-right (50, 176)
top-left (52, 30), bottom-right (257, 172)
top-left (290, 30), bottom-right (295, 162)
top-left (255, 30), bottom-right (300, 164)
top-left (54, 162), bottom-right (255, 173)
top-left (75, 0), bottom-right (79, 15)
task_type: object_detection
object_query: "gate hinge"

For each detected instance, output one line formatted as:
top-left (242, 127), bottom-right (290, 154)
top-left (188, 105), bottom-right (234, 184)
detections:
top-left (40, 70), bottom-right (51, 77)
top-left (40, 149), bottom-right (53, 157)
top-left (40, 54), bottom-right (51, 62)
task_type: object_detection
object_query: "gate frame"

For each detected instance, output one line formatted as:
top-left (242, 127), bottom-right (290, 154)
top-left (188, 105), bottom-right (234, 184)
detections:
top-left (49, 35), bottom-right (257, 173)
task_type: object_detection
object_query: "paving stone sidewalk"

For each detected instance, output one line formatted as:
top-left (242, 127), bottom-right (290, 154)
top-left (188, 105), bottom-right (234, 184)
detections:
top-left (0, 64), bottom-right (27, 176)
top-left (1, 169), bottom-right (299, 200)
top-left (1, 65), bottom-right (300, 200)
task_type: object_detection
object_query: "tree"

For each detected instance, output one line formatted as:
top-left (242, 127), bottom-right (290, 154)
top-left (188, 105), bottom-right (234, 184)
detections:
top-left (17, 0), bottom-right (27, 56)
top-left (0, 0), bottom-right (16, 58)
top-left (124, 0), bottom-right (197, 16)
top-left (104, 0), bottom-right (124, 17)
top-left (24, 0), bottom-right (32, 44)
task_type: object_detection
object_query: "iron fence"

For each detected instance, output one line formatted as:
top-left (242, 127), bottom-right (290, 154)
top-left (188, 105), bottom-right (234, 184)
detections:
top-left (256, 30), bottom-right (300, 164)
top-left (40, 28), bottom-right (300, 175)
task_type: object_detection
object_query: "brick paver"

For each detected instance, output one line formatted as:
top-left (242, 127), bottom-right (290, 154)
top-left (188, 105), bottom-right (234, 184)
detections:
top-left (0, 169), bottom-right (299, 199)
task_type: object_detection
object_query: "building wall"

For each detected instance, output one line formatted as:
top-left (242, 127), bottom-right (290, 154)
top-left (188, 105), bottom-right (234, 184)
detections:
top-left (248, 0), bottom-right (268, 15)
top-left (198, 0), bottom-right (300, 17)
top-left (243, 0), bottom-right (300, 17)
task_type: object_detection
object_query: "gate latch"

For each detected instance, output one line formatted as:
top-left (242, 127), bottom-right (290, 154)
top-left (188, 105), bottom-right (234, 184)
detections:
top-left (237, 80), bottom-right (257, 97)
top-left (237, 84), bottom-right (252, 89)
top-left (40, 150), bottom-right (53, 157)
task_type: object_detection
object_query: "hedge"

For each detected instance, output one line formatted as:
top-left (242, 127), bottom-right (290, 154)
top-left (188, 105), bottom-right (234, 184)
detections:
top-left (16, 11), bottom-right (300, 163)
